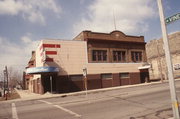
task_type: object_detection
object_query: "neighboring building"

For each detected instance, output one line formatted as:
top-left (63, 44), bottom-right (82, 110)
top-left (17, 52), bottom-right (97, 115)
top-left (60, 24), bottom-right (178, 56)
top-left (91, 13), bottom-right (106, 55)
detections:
top-left (26, 30), bottom-right (149, 94)
top-left (24, 51), bottom-right (36, 90)
top-left (146, 31), bottom-right (180, 80)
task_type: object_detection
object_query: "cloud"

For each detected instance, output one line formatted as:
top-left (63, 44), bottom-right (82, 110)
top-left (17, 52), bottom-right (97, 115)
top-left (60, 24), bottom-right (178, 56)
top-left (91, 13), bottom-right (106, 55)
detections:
top-left (73, 0), bottom-right (157, 35)
top-left (0, 0), bottom-right (62, 25)
top-left (21, 35), bottom-right (32, 43)
top-left (0, 0), bottom-right (23, 15)
top-left (0, 36), bottom-right (39, 72)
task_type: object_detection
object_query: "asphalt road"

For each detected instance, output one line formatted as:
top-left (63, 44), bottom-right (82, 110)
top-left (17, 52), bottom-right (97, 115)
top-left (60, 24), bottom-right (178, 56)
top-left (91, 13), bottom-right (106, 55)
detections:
top-left (1, 80), bottom-right (180, 119)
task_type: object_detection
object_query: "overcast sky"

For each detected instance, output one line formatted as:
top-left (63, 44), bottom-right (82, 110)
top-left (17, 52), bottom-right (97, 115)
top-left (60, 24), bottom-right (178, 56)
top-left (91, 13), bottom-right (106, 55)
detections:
top-left (0, 0), bottom-right (179, 76)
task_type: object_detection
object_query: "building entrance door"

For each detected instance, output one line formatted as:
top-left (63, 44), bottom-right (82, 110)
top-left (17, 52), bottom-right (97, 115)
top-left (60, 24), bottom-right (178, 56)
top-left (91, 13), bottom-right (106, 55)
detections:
top-left (42, 74), bottom-right (57, 93)
top-left (140, 69), bottom-right (149, 83)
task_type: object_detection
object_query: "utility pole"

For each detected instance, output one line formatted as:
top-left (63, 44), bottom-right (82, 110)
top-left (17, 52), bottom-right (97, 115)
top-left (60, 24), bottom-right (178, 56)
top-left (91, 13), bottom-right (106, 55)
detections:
top-left (3, 70), bottom-right (6, 96)
top-left (157, 0), bottom-right (180, 118)
top-left (5, 66), bottom-right (9, 93)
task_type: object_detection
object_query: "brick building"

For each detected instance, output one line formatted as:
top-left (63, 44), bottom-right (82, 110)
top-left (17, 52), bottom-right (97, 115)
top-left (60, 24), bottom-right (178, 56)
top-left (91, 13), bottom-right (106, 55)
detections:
top-left (146, 31), bottom-right (180, 80)
top-left (24, 51), bottom-right (36, 90)
top-left (26, 30), bottom-right (149, 94)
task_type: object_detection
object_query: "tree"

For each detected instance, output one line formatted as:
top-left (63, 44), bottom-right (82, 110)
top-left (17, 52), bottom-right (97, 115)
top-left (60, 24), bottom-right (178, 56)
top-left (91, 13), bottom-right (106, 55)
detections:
top-left (7, 67), bottom-right (23, 89)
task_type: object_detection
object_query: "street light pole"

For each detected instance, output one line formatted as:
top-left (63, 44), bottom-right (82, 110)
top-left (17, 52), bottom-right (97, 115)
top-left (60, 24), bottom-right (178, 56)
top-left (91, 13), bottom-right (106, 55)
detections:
top-left (157, 0), bottom-right (180, 118)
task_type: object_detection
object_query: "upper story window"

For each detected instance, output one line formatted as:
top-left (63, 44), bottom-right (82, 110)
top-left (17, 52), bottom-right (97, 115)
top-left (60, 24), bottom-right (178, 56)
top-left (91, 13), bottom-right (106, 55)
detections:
top-left (131, 51), bottom-right (142, 62)
top-left (113, 51), bottom-right (126, 62)
top-left (92, 50), bottom-right (107, 62)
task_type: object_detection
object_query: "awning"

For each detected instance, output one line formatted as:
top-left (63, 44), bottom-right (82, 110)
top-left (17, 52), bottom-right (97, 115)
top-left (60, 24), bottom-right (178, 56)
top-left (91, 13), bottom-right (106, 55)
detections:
top-left (138, 65), bottom-right (151, 70)
top-left (26, 66), bottom-right (59, 74)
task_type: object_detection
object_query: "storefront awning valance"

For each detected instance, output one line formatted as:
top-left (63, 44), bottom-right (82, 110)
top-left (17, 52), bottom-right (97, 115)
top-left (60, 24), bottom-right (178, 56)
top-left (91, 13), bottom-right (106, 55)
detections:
top-left (26, 66), bottom-right (59, 74)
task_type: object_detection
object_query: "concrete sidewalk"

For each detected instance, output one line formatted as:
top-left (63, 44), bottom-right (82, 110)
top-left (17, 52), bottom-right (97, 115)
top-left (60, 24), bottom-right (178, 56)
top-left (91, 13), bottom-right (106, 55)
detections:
top-left (15, 89), bottom-right (55, 101)
top-left (15, 89), bottom-right (41, 99)
top-left (14, 79), bottom-right (178, 102)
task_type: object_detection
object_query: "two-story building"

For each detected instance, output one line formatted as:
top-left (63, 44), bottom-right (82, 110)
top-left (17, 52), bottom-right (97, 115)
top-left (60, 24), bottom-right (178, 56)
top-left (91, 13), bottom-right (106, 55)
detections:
top-left (26, 30), bottom-right (149, 94)
top-left (24, 51), bottom-right (36, 90)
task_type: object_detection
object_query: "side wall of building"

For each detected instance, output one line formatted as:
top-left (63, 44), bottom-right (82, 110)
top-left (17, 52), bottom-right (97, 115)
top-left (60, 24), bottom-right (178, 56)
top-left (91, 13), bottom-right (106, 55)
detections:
top-left (146, 32), bottom-right (180, 80)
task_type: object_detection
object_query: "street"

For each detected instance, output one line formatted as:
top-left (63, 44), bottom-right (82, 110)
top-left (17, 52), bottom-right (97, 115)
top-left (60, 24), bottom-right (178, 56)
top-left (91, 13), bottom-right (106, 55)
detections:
top-left (1, 80), bottom-right (180, 119)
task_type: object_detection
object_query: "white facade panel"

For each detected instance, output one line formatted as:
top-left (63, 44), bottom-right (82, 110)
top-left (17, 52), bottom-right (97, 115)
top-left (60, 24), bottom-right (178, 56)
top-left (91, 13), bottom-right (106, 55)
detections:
top-left (37, 40), bottom-right (88, 75)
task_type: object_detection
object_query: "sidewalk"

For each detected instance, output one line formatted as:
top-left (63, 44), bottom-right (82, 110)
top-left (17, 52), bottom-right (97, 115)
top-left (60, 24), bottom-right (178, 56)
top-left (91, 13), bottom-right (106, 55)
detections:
top-left (15, 89), bottom-right (55, 101)
top-left (15, 89), bottom-right (41, 99)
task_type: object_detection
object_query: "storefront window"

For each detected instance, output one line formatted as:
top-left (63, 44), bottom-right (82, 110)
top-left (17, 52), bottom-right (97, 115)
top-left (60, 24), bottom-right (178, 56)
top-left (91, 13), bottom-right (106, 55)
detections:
top-left (101, 74), bottom-right (112, 80)
top-left (120, 73), bottom-right (130, 78)
top-left (69, 75), bottom-right (83, 81)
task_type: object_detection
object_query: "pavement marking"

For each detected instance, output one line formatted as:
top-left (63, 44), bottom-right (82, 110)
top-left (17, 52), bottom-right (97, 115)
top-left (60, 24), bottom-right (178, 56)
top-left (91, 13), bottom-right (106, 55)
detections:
top-left (39, 100), bottom-right (82, 118)
top-left (54, 105), bottom-right (82, 118)
top-left (39, 100), bottom-right (53, 105)
top-left (12, 103), bottom-right (19, 119)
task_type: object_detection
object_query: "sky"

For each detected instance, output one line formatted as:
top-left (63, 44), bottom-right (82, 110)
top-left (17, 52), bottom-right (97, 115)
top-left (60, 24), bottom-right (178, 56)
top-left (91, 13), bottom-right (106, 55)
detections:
top-left (0, 0), bottom-right (179, 78)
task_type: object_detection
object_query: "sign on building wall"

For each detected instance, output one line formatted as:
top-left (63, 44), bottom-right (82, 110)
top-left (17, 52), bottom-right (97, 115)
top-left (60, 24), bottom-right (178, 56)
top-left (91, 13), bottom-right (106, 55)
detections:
top-left (26, 66), bottom-right (59, 74)
top-left (83, 67), bottom-right (87, 77)
top-left (42, 50), bottom-right (46, 62)
top-left (174, 64), bottom-right (180, 70)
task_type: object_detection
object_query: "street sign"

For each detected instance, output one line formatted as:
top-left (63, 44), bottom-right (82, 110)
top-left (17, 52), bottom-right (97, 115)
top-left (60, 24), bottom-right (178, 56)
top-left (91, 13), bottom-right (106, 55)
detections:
top-left (165, 13), bottom-right (180, 24)
top-left (83, 67), bottom-right (87, 78)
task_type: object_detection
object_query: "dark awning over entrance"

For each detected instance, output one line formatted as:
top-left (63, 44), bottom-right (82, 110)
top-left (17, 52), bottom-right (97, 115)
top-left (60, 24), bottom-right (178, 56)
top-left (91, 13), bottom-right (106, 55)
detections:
top-left (26, 66), bottom-right (59, 74)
